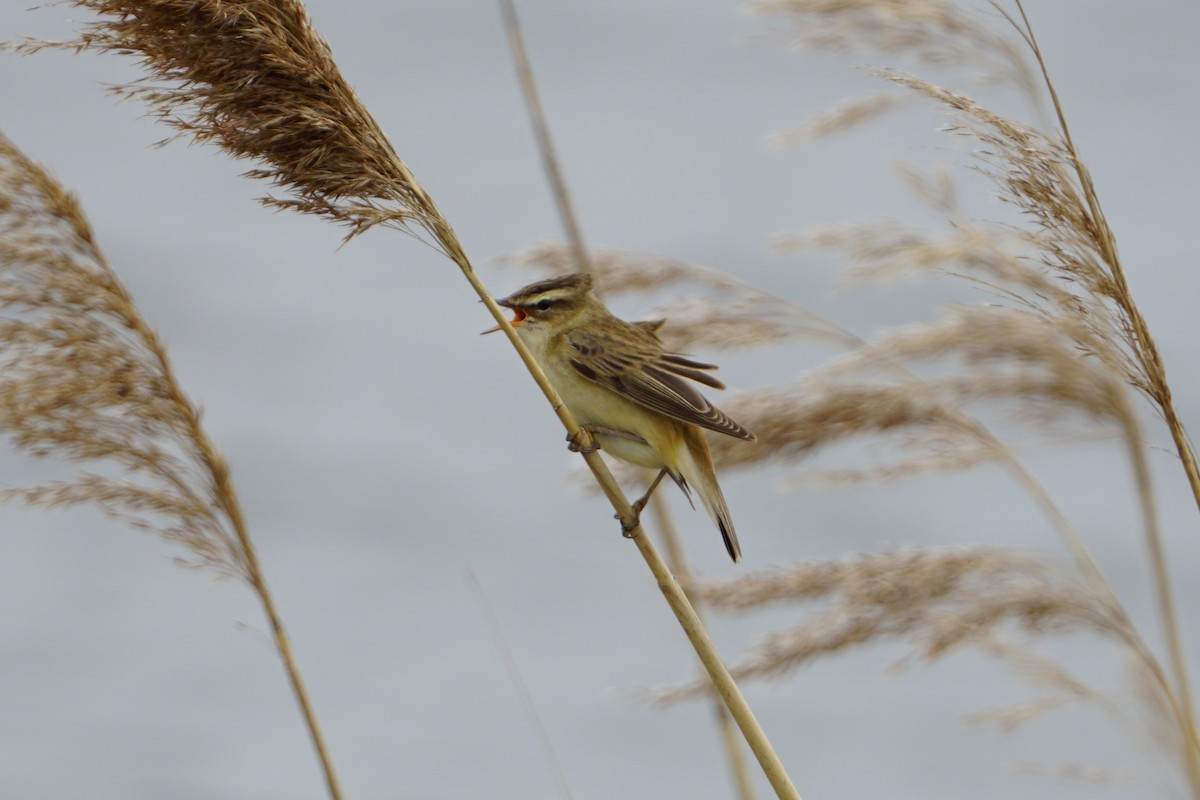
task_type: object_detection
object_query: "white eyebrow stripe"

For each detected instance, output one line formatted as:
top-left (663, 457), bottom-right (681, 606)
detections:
top-left (518, 288), bottom-right (575, 305)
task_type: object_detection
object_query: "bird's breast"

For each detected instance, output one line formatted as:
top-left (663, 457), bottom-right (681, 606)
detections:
top-left (550, 361), bottom-right (683, 470)
top-left (516, 326), bottom-right (685, 470)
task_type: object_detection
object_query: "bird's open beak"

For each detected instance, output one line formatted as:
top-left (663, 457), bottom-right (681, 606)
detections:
top-left (481, 298), bottom-right (529, 335)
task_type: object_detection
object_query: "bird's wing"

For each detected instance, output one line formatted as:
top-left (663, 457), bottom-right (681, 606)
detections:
top-left (565, 325), bottom-right (756, 441)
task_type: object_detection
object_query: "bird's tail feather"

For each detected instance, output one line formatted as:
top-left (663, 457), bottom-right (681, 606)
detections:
top-left (676, 426), bottom-right (741, 562)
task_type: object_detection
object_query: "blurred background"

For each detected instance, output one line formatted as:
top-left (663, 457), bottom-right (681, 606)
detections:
top-left (1, 1), bottom-right (1198, 798)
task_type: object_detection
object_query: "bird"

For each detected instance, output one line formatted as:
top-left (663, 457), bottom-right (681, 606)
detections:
top-left (485, 272), bottom-right (755, 561)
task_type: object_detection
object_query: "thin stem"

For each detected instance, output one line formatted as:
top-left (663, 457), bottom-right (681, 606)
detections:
top-left (467, 570), bottom-right (574, 800)
top-left (650, 497), bottom-right (690, 581)
top-left (451, 248), bottom-right (799, 798)
top-left (497, 0), bottom-right (592, 273)
top-left (235, 520), bottom-right (345, 800)
top-left (486, 16), bottom-right (793, 786)
top-left (117, 273), bottom-right (344, 800)
top-left (1010, 1), bottom-right (1199, 779)
top-left (985, 423), bottom-right (1200, 779)
top-left (960, 416), bottom-right (1107, 589)
top-left (1162, 400), bottom-right (1200, 516)
top-left (495, 7), bottom-right (769, 788)
top-left (1123, 419), bottom-right (1200, 792)
top-left (628, 508), bottom-right (800, 800)
top-left (650, 496), bottom-right (758, 800)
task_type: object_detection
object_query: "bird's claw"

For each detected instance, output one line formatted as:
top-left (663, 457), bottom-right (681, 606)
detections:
top-left (616, 510), bottom-right (640, 538)
top-left (566, 428), bottom-right (599, 455)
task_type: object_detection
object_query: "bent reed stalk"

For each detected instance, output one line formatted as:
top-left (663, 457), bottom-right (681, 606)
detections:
top-left (1005, 0), bottom-right (1198, 746)
top-left (0, 130), bottom-right (343, 800)
top-left (29, 1), bottom-right (801, 796)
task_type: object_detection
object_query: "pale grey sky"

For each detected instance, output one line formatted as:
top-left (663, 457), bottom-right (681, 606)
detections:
top-left (2, 2), bottom-right (1199, 798)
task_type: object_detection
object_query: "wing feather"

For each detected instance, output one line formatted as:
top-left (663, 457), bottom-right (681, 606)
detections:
top-left (566, 324), bottom-right (755, 441)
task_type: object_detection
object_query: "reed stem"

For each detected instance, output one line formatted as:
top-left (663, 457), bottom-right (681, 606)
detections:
top-left (497, 0), bottom-right (592, 274)
top-left (172, 358), bottom-right (344, 800)
top-left (452, 253), bottom-right (798, 799)
top-left (1010, 1), bottom-right (1198, 777)
top-left (650, 498), bottom-right (758, 800)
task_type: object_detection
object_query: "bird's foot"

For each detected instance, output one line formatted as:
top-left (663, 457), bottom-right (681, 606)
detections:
top-left (567, 425), bottom-right (647, 454)
top-left (566, 427), bottom-right (599, 455)
top-left (589, 426), bottom-right (647, 444)
top-left (616, 509), bottom-right (641, 538)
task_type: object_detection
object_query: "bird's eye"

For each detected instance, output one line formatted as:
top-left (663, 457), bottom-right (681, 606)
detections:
top-left (536, 298), bottom-right (553, 311)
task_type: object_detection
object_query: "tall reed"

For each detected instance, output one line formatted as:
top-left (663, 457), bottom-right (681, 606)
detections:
top-left (0, 129), bottom-right (343, 798)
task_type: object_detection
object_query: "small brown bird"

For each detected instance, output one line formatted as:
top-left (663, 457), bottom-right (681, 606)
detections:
top-left (486, 273), bottom-right (755, 561)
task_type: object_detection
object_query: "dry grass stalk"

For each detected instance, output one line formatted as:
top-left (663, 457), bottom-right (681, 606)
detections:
top-left (24, 3), bottom-right (804, 796)
top-left (999, 10), bottom-right (1200, 749)
top-left (864, 67), bottom-right (1172, 420)
top-left (497, 2), bottom-right (756, 792)
top-left (0, 130), bottom-right (344, 799)
top-left (644, 494), bottom-right (759, 800)
top-left (497, 3), bottom-right (759, 794)
top-left (498, 4), bottom-right (762, 791)
top-left (498, 0), bottom-right (592, 277)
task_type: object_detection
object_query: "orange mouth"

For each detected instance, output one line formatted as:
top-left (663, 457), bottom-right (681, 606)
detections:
top-left (481, 301), bottom-right (528, 335)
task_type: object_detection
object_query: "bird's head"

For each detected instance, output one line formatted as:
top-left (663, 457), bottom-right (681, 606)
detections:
top-left (485, 272), bottom-right (596, 335)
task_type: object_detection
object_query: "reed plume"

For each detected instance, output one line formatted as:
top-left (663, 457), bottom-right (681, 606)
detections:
top-left (653, 541), bottom-right (1196, 793)
top-left (0, 130), bottom-right (238, 572)
top-left (752, 0), bottom-right (1039, 143)
top-left (651, 548), bottom-right (1124, 695)
top-left (22, 0), bottom-right (445, 245)
top-left (751, 0), bottom-right (1034, 89)
top-left (0, 128), bottom-right (344, 798)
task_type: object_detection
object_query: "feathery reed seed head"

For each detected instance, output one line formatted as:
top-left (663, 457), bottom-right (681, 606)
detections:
top-left (751, 0), bottom-right (1036, 94)
top-left (652, 548), bottom-right (1125, 704)
top-left (34, 0), bottom-right (446, 244)
top-left (0, 131), bottom-right (247, 576)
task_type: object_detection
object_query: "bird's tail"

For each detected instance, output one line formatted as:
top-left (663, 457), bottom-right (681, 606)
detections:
top-left (675, 426), bottom-right (741, 562)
